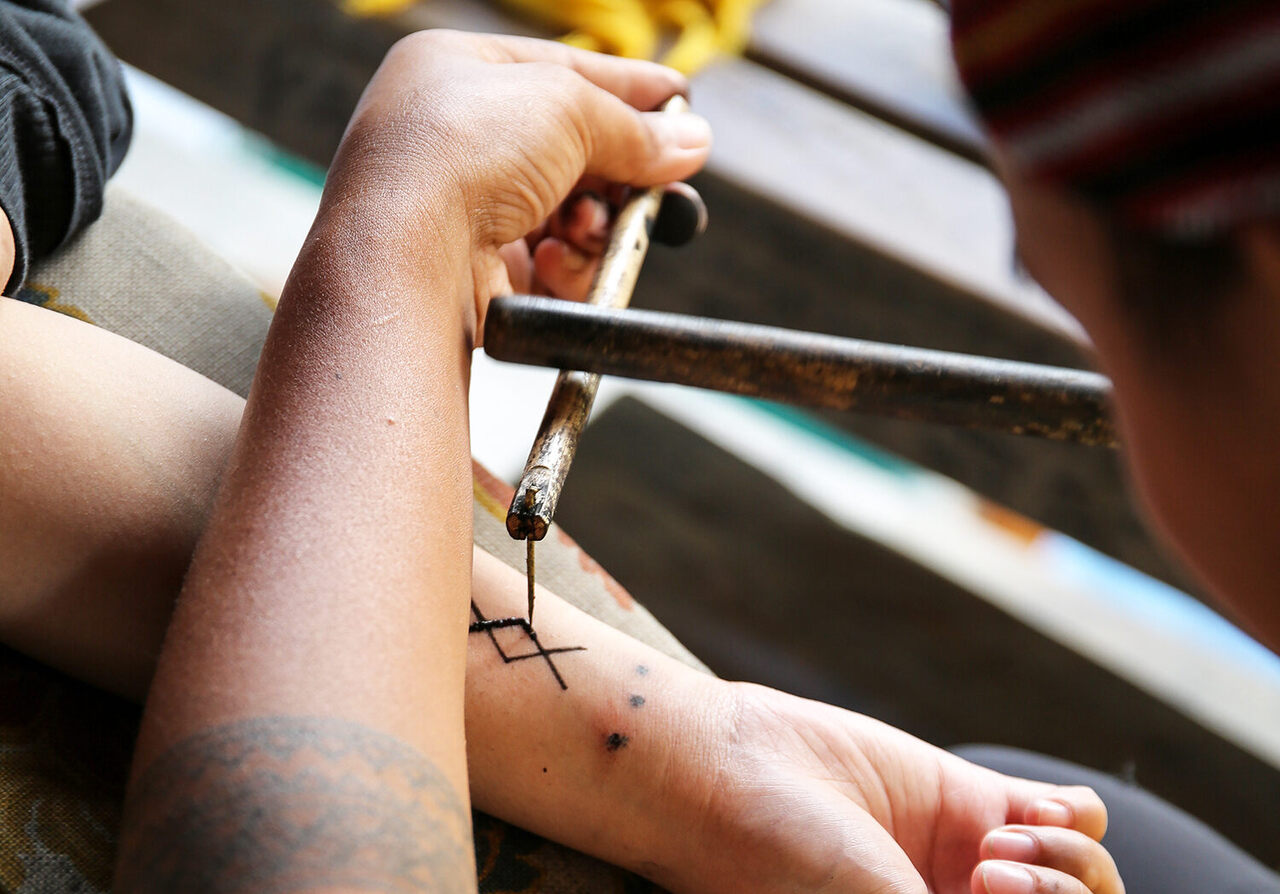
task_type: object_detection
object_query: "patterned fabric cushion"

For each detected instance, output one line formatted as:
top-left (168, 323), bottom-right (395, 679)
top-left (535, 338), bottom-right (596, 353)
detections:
top-left (3, 185), bottom-right (706, 892)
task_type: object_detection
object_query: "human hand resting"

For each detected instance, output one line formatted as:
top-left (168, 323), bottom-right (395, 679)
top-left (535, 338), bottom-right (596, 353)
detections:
top-left (314, 30), bottom-right (711, 342)
top-left (678, 682), bottom-right (1124, 894)
top-left (465, 554), bottom-right (1122, 894)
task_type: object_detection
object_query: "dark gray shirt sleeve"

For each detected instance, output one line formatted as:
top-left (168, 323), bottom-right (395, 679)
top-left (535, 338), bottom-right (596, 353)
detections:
top-left (0, 0), bottom-right (131, 294)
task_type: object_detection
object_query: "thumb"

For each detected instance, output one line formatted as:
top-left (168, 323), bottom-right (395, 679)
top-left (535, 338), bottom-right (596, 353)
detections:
top-left (574, 86), bottom-right (712, 187)
top-left (821, 811), bottom-right (929, 894)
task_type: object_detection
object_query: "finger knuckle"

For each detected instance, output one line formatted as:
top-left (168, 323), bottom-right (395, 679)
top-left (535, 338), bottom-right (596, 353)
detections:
top-left (1038, 871), bottom-right (1090, 894)
top-left (391, 28), bottom-right (454, 58)
top-left (1055, 843), bottom-right (1095, 881)
top-left (525, 60), bottom-right (585, 93)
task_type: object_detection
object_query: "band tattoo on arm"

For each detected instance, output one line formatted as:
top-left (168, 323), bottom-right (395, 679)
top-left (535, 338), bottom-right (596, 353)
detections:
top-left (468, 601), bottom-right (586, 690)
top-left (115, 716), bottom-right (475, 893)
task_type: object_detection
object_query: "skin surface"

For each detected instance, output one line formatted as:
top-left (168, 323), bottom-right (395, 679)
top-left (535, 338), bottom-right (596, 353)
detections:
top-left (997, 162), bottom-right (1280, 652)
top-left (468, 549), bottom-right (1122, 894)
top-left (115, 716), bottom-right (472, 892)
top-left (115, 127), bottom-right (484, 892)
top-left (0, 208), bottom-right (13, 294)
top-left (2, 14), bottom-right (1275, 892)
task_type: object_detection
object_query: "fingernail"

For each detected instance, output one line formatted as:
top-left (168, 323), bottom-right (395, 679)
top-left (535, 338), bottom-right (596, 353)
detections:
top-left (582, 195), bottom-right (609, 235)
top-left (1031, 799), bottom-right (1073, 826)
top-left (653, 112), bottom-right (712, 150)
top-left (985, 831), bottom-right (1037, 863)
top-left (981, 861), bottom-right (1035, 894)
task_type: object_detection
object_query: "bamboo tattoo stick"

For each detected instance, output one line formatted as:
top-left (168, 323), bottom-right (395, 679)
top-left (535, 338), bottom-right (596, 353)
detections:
top-left (506, 95), bottom-right (692, 623)
top-left (485, 296), bottom-right (1118, 448)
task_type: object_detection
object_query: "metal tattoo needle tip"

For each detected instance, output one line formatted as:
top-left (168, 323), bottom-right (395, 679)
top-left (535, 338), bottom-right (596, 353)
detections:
top-left (526, 537), bottom-right (536, 625)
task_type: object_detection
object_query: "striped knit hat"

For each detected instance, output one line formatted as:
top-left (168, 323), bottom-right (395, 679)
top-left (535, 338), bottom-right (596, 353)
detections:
top-left (950, 0), bottom-right (1280, 238)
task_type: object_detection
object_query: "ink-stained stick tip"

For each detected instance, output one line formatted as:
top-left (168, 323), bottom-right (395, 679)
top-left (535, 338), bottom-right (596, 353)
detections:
top-left (505, 508), bottom-right (549, 541)
top-left (507, 481), bottom-right (553, 541)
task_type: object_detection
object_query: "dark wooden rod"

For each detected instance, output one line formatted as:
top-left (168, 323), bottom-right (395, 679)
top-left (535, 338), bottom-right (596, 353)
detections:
top-left (485, 295), bottom-right (1118, 448)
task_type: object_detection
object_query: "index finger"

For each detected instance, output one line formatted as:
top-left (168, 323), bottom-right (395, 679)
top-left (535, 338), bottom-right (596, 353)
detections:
top-left (427, 30), bottom-right (689, 111)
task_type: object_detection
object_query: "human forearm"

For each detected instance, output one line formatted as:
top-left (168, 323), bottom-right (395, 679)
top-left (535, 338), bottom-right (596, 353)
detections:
top-left (465, 548), bottom-right (731, 885)
top-left (115, 208), bottom-right (479, 890)
top-left (464, 550), bottom-right (1125, 894)
top-left (0, 312), bottom-right (714, 883)
top-left (0, 297), bottom-right (720, 881)
top-left (128, 204), bottom-right (472, 740)
top-left (0, 296), bottom-right (240, 697)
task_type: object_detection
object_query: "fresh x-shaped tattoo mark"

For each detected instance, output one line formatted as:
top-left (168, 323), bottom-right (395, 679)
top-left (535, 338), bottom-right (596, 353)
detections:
top-left (468, 602), bottom-right (586, 690)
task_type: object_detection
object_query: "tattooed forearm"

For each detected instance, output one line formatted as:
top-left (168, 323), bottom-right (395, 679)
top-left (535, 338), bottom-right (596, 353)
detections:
top-left (115, 716), bottom-right (475, 894)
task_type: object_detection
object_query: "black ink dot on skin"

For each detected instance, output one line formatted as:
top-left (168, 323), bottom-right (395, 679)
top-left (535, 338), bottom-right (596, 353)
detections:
top-left (635, 665), bottom-right (649, 676)
top-left (629, 694), bottom-right (645, 708)
top-left (605, 733), bottom-right (629, 752)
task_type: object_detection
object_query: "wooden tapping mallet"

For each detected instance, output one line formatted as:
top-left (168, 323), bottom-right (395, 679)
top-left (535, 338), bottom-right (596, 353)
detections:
top-left (494, 301), bottom-right (1116, 625)
top-left (495, 297), bottom-right (1116, 630)
top-left (485, 297), bottom-right (1117, 447)
top-left (505, 93), bottom-right (691, 624)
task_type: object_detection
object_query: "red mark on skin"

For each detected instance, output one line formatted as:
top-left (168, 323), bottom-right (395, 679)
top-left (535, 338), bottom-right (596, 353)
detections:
top-left (549, 526), bottom-right (635, 610)
top-left (470, 460), bottom-right (635, 610)
top-left (471, 460), bottom-right (515, 505)
top-left (579, 550), bottom-right (635, 610)
top-left (562, 534), bottom-right (634, 610)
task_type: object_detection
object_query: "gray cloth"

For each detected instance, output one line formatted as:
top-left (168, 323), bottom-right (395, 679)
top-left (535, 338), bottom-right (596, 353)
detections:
top-left (0, 0), bottom-right (131, 293)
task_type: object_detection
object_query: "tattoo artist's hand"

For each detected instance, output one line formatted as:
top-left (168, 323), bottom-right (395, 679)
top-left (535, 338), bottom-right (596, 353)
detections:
top-left (320, 30), bottom-right (711, 341)
top-left (500, 179), bottom-right (707, 301)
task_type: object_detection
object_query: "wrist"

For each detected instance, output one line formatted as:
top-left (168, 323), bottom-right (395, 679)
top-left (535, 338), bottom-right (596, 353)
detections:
top-left (469, 652), bottom-right (738, 889)
top-left (300, 168), bottom-right (477, 336)
top-left (585, 665), bottom-right (741, 886)
top-left (463, 554), bottom-right (743, 890)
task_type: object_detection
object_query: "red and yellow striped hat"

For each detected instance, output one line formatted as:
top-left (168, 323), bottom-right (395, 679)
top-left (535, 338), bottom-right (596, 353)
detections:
top-left (951, 0), bottom-right (1280, 238)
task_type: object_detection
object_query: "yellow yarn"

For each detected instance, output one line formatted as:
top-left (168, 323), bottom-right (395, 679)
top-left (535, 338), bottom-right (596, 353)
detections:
top-left (505, 0), bottom-right (765, 73)
top-left (340, 0), bottom-right (417, 16)
top-left (341, 0), bottom-right (764, 75)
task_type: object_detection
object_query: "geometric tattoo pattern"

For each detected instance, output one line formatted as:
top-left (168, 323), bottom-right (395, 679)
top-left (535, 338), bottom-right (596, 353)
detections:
top-left (114, 716), bottom-right (474, 893)
top-left (468, 601), bottom-right (586, 691)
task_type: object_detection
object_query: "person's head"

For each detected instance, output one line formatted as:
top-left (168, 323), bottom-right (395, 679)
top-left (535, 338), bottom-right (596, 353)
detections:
top-left (949, 0), bottom-right (1280, 323)
top-left (950, 1), bottom-right (1280, 647)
